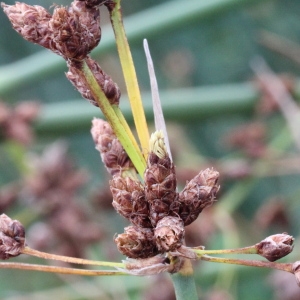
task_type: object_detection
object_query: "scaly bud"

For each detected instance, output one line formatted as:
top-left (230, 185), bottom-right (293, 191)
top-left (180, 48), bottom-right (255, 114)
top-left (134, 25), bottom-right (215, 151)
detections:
top-left (255, 233), bottom-right (294, 262)
top-left (115, 226), bottom-right (159, 259)
top-left (1, 2), bottom-right (52, 50)
top-left (67, 57), bottom-right (120, 106)
top-left (110, 176), bottom-right (152, 228)
top-left (292, 261), bottom-right (300, 286)
top-left (144, 131), bottom-right (179, 226)
top-left (91, 118), bottom-right (134, 176)
top-left (0, 214), bottom-right (25, 260)
top-left (178, 168), bottom-right (219, 226)
top-left (154, 216), bottom-right (184, 252)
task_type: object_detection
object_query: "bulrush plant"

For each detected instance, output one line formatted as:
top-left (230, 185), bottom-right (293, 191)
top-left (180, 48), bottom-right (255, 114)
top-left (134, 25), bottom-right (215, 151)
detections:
top-left (1, 0), bottom-right (300, 298)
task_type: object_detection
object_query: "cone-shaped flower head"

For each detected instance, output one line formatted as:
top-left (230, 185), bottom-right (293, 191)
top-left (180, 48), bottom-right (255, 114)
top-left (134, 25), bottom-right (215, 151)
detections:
top-left (154, 216), bottom-right (184, 252)
top-left (144, 131), bottom-right (179, 226)
top-left (0, 214), bottom-right (25, 260)
top-left (67, 57), bottom-right (120, 107)
top-left (255, 233), bottom-right (294, 262)
top-left (91, 118), bottom-right (134, 176)
top-left (178, 168), bottom-right (219, 226)
top-left (115, 226), bottom-right (158, 259)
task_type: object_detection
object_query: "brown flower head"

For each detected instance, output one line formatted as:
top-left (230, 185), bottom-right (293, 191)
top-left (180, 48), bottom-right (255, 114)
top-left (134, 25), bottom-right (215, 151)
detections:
top-left (1, 2), bottom-right (52, 49)
top-left (154, 216), bottom-right (184, 252)
top-left (0, 214), bottom-right (25, 260)
top-left (91, 118), bottom-right (134, 175)
top-left (144, 131), bottom-right (179, 226)
top-left (49, 1), bottom-right (100, 60)
top-left (110, 176), bottom-right (151, 228)
top-left (67, 57), bottom-right (120, 106)
top-left (178, 168), bottom-right (219, 226)
top-left (256, 233), bottom-right (294, 262)
top-left (115, 226), bottom-right (158, 259)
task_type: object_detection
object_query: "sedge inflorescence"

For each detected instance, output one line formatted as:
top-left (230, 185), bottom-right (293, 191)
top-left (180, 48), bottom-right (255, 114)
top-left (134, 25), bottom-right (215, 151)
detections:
top-left (91, 119), bottom-right (220, 258)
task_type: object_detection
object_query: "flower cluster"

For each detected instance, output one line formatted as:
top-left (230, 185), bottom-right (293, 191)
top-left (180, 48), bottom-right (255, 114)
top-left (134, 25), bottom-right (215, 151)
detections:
top-left (92, 120), bottom-right (220, 258)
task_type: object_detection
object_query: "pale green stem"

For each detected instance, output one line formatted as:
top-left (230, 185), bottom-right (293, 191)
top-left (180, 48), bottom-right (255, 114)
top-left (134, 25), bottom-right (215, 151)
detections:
top-left (108, 0), bottom-right (150, 157)
top-left (193, 245), bottom-right (257, 257)
top-left (170, 259), bottom-right (198, 300)
top-left (22, 246), bottom-right (125, 268)
top-left (0, 262), bottom-right (128, 276)
top-left (80, 59), bottom-right (146, 176)
top-left (201, 255), bottom-right (293, 273)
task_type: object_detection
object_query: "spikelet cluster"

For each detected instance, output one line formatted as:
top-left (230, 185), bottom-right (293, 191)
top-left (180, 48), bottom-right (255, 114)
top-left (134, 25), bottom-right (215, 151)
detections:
top-left (91, 123), bottom-right (220, 258)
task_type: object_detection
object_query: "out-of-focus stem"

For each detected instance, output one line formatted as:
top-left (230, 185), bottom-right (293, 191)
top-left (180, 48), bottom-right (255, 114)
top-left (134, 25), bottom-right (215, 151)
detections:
top-left (108, 0), bottom-right (150, 157)
top-left (0, 262), bottom-right (128, 276)
top-left (80, 59), bottom-right (146, 176)
top-left (22, 246), bottom-right (125, 268)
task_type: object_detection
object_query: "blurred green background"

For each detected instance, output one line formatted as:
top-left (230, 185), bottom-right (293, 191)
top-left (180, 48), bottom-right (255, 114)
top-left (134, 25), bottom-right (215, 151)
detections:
top-left (1, 0), bottom-right (300, 299)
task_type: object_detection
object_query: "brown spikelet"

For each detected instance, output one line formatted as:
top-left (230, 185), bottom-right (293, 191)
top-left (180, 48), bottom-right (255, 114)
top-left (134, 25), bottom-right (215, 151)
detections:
top-left (110, 176), bottom-right (152, 228)
top-left (144, 131), bottom-right (179, 226)
top-left (178, 168), bottom-right (219, 226)
top-left (91, 118), bottom-right (134, 176)
top-left (154, 216), bottom-right (184, 252)
top-left (114, 226), bottom-right (159, 259)
top-left (1, 2), bottom-right (53, 50)
top-left (49, 1), bottom-right (101, 60)
top-left (67, 57), bottom-right (121, 106)
top-left (0, 214), bottom-right (25, 260)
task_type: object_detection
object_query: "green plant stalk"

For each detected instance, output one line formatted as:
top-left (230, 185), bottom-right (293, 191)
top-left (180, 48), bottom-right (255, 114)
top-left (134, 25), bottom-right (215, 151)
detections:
top-left (201, 255), bottom-right (293, 273)
top-left (22, 246), bottom-right (125, 268)
top-left (80, 59), bottom-right (146, 176)
top-left (108, 0), bottom-right (150, 156)
top-left (171, 259), bottom-right (198, 300)
top-left (0, 262), bottom-right (128, 276)
top-left (193, 245), bottom-right (257, 257)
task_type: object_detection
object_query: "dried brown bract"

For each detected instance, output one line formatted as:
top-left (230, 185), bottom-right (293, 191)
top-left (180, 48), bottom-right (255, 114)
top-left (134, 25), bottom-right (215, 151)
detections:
top-left (178, 168), bottom-right (219, 226)
top-left (256, 233), bottom-right (294, 262)
top-left (0, 214), bottom-right (25, 260)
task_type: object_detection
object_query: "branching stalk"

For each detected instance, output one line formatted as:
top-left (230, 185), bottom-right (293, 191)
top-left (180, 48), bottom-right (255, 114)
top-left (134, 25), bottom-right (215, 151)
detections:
top-left (80, 59), bottom-right (146, 176)
top-left (22, 246), bottom-right (125, 268)
top-left (107, 0), bottom-right (150, 157)
top-left (0, 262), bottom-right (128, 276)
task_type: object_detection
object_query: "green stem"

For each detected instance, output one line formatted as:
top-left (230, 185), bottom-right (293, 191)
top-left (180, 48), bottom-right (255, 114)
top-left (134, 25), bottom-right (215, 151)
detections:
top-left (80, 59), bottom-right (146, 176)
top-left (171, 259), bottom-right (198, 300)
top-left (201, 255), bottom-right (293, 273)
top-left (22, 246), bottom-right (125, 269)
top-left (108, 0), bottom-right (150, 156)
top-left (0, 262), bottom-right (128, 276)
top-left (193, 245), bottom-right (257, 257)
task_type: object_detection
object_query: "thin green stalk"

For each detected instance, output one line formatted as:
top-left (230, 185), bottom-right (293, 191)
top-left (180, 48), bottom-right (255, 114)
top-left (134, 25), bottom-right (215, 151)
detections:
top-left (171, 259), bottom-right (198, 300)
top-left (0, 262), bottom-right (128, 276)
top-left (80, 59), bottom-right (146, 176)
top-left (193, 245), bottom-right (257, 257)
top-left (108, 0), bottom-right (150, 156)
top-left (201, 255), bottom-right (293, 273)
top-left (22, 246), bottom-right (125, 269)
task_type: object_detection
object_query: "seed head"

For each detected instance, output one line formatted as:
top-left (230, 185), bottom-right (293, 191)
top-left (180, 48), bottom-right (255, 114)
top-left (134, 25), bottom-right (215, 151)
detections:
top-left (0, 214), bottom-right (25, 260)
top-left (67, 57), bottom-right (121, 106)
top-left (178, 168), bottom-right (219, 226)
top-left (154, 216), bottom-right (184, 252)
top-left (144, 131), bottom-right (179, 226)
top-left (91, 118), bottom-right (134, 176)
top-left (115, 226), bottom-right (158, 259)
top-left (255, 233), bottom-right (294, 262)
top-left (110, 176), bottom-right (152, 228)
